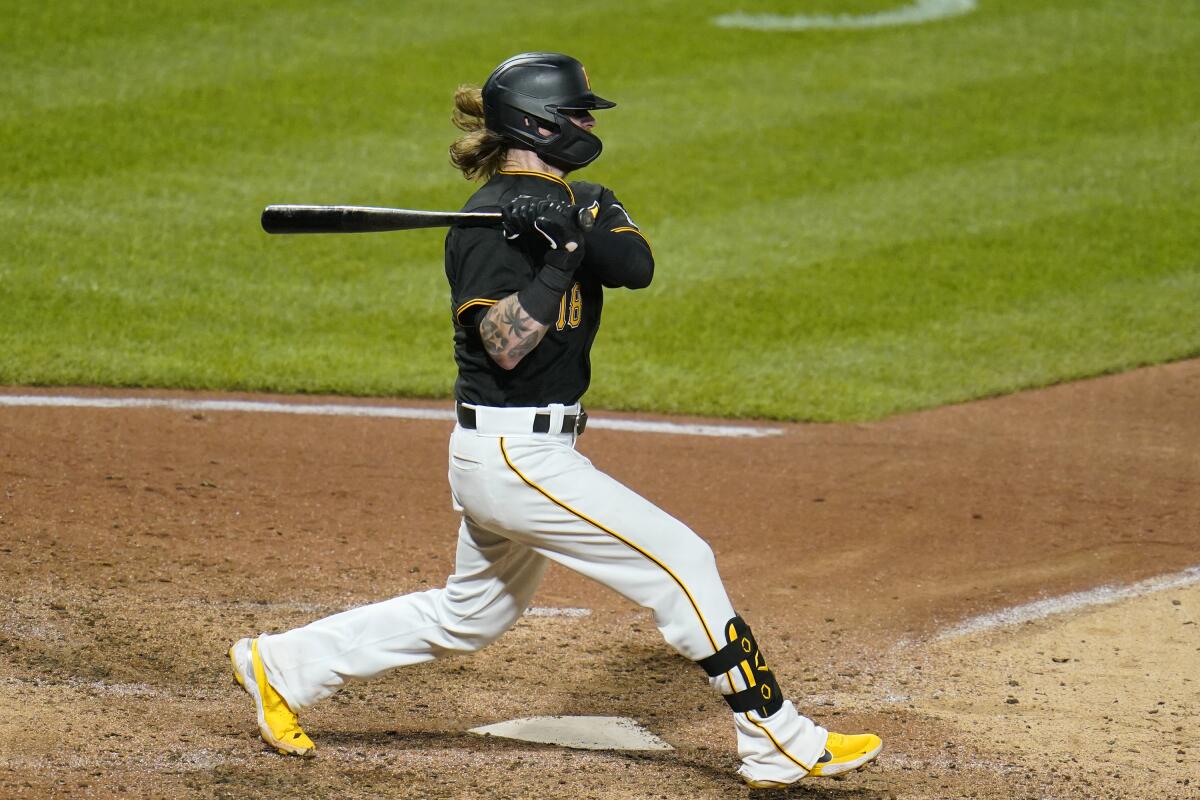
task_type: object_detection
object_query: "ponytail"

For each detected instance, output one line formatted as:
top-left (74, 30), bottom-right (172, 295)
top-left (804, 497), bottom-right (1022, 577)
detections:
top-left (449, 85), bottom-right (507, 181)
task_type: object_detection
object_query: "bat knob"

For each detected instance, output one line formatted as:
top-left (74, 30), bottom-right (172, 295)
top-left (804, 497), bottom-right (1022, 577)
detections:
top-left (574, 202), bottom-right (598, 233)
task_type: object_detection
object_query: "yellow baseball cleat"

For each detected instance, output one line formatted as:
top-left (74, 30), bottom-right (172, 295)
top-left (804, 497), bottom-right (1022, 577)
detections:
top-left (806, 732), bottom-right (882, 777)
top-left (228, 637), bottom-right (315, 757)
top-left (743, 731), bottom-right (882, 788)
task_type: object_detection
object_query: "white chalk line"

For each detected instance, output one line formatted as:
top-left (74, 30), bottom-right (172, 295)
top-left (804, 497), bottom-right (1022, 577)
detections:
top-left (0, 675), bottom-right (224, 701)
top-left (713, 0), bottom-right (977, 31)
top-left (0, 394), bottom-right (784, 439)
top-left (522, 607), bottom-right (592, 618)
top-left (935, 564), bottom-right (1200, 641)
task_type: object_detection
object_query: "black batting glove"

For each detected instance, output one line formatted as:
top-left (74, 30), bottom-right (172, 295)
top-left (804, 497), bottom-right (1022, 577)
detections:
top-left (533, 202), bottom-right (586, 270)
top-left (516, 201), bottom-right (587, 325)
top-left (501, 195), bottom-right (554, 239)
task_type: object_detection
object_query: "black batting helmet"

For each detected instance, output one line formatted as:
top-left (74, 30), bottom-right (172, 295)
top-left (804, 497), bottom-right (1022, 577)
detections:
top-left (482, 52), bottom-right (615, 172)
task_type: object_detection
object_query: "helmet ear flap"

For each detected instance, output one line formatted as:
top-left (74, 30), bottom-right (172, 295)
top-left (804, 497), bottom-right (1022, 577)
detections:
top-left (520, 114), bottom-right (560, 142)
top-left (496, 107), bottom-right (558, 146)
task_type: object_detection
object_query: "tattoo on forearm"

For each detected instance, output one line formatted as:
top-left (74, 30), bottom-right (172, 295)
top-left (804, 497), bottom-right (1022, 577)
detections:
top-left (508, 334), bottom-right (541, 360)
top-left (499, 302), bottom-right (530, 340)
top-left (479, 316), bottom-right (509, 354)
top-left (481, 294), bottom-right (548, 364)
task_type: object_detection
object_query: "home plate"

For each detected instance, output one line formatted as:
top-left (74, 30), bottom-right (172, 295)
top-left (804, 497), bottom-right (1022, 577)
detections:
top-left (468, 715), bottom-right (673, 751)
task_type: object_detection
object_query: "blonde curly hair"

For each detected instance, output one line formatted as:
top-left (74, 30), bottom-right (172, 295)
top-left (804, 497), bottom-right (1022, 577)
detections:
top-left (448, 85), bottom-right (507, 181)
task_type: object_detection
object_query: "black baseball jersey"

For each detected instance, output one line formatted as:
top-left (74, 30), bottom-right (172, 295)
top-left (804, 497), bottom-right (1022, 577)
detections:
top-left (445, 169), bottom-right (653, 407)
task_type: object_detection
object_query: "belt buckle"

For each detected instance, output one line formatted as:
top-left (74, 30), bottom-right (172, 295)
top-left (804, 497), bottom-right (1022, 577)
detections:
top-left (574, 409), bottom-right (587, 436)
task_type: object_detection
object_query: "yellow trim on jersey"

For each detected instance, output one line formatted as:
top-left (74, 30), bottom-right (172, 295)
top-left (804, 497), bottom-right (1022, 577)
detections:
top-left (610, 226), bottom-right (653, 255)
top-left (498, 436), bottom-right (718, 652)
top-left (498, 169), bottom-right (577, 204)
top-left (454, 298), bottom-right (498, 324)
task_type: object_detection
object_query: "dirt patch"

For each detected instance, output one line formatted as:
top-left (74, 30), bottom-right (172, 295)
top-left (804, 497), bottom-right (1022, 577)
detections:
top-left (1, 360), bottom-right (1197, 798)
top-left (911, 582), bottom-right (1200, 798)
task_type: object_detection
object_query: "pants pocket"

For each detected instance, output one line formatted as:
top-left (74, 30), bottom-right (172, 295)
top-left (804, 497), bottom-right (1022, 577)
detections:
top-left (450, 452), bottom-right (483, 472)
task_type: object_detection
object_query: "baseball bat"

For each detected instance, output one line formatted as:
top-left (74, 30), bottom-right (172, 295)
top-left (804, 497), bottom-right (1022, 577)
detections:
top-left (261, 204), bottom-right (595, 234)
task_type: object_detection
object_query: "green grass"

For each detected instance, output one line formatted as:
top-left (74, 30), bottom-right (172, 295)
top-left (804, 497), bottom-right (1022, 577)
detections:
top-left (2, 0), bottom-right (1197, 420)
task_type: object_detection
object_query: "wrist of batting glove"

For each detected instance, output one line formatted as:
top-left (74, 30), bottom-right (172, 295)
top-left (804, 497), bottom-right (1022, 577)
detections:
top-left (518, 204), bottom-right (585, 325)
top-left (518, 256), bottom-right (578, 325)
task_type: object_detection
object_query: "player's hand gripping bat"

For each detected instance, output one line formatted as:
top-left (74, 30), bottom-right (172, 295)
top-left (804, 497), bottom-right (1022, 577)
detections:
top-left (261, 204), bottom-right (596, 235)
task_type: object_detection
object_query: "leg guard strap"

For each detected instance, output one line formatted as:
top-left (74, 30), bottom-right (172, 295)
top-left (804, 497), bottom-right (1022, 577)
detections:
top-left (697, 615), bottom-right (752, 676)
top-left (697, 615), bottom-right (784, 718)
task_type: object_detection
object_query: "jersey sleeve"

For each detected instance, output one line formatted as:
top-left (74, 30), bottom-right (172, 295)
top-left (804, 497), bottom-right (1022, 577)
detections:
top-left (445, 225), bottom-right (534, 328)
top-left (596, 189), bottom-right (651, 247)
top-left (583, 188), bottom-right (655, 289)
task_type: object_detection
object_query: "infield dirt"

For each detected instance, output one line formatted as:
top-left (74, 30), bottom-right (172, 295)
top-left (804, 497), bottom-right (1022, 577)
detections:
top-left (1, 361), bottom-right (1197, 799)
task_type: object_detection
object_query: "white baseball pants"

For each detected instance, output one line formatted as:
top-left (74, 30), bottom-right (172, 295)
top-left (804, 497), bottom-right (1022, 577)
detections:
top-left (256, 406), bottom-right (826, 783)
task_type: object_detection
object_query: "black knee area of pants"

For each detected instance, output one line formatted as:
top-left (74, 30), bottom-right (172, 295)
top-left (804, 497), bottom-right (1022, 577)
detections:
top-left (696, 615), bottom-right (784, 718)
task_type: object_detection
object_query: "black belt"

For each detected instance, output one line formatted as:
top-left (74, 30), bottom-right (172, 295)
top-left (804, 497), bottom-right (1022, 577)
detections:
top-left (456, 403), bottom-right (587, 435)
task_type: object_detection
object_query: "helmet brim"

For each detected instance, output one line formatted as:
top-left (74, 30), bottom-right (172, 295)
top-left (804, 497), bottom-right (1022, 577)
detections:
top-left (554, 93), bottom-right (616, 112)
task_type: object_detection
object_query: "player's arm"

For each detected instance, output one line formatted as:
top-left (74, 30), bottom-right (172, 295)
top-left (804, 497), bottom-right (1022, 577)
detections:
top-left (482, 202), bottom-right (586, 370)
top-left (585, 232), bottom-right (653, 289)
top-left (479, 295), bottom-right (549, 370)
top-left (583, 192), bottom-right (654, 289)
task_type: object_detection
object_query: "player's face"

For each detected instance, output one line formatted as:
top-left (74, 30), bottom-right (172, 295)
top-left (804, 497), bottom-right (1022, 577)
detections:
top-left (561, 110), bottom-right (596, 130)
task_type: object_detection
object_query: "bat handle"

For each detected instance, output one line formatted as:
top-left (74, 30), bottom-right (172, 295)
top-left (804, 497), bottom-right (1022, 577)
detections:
top-left (574, 203), bottom-right (597, 233)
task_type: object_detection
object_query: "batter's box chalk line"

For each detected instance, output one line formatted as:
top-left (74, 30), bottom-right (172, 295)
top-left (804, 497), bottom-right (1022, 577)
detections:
top-left (522, 606), bottom-right (592, 618)
top-left (0, 394), bottom-right (784, 439)
top-left (713, 0), bottom-right (978, 31)
top-left (931, 564), bottom-right (1200, 642)
top-left (468, 716), bottom-right (673, 751)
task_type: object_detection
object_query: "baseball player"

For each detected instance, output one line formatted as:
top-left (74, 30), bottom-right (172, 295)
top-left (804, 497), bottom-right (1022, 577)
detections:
top-left (229, 52), bottom-right (882, 788)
